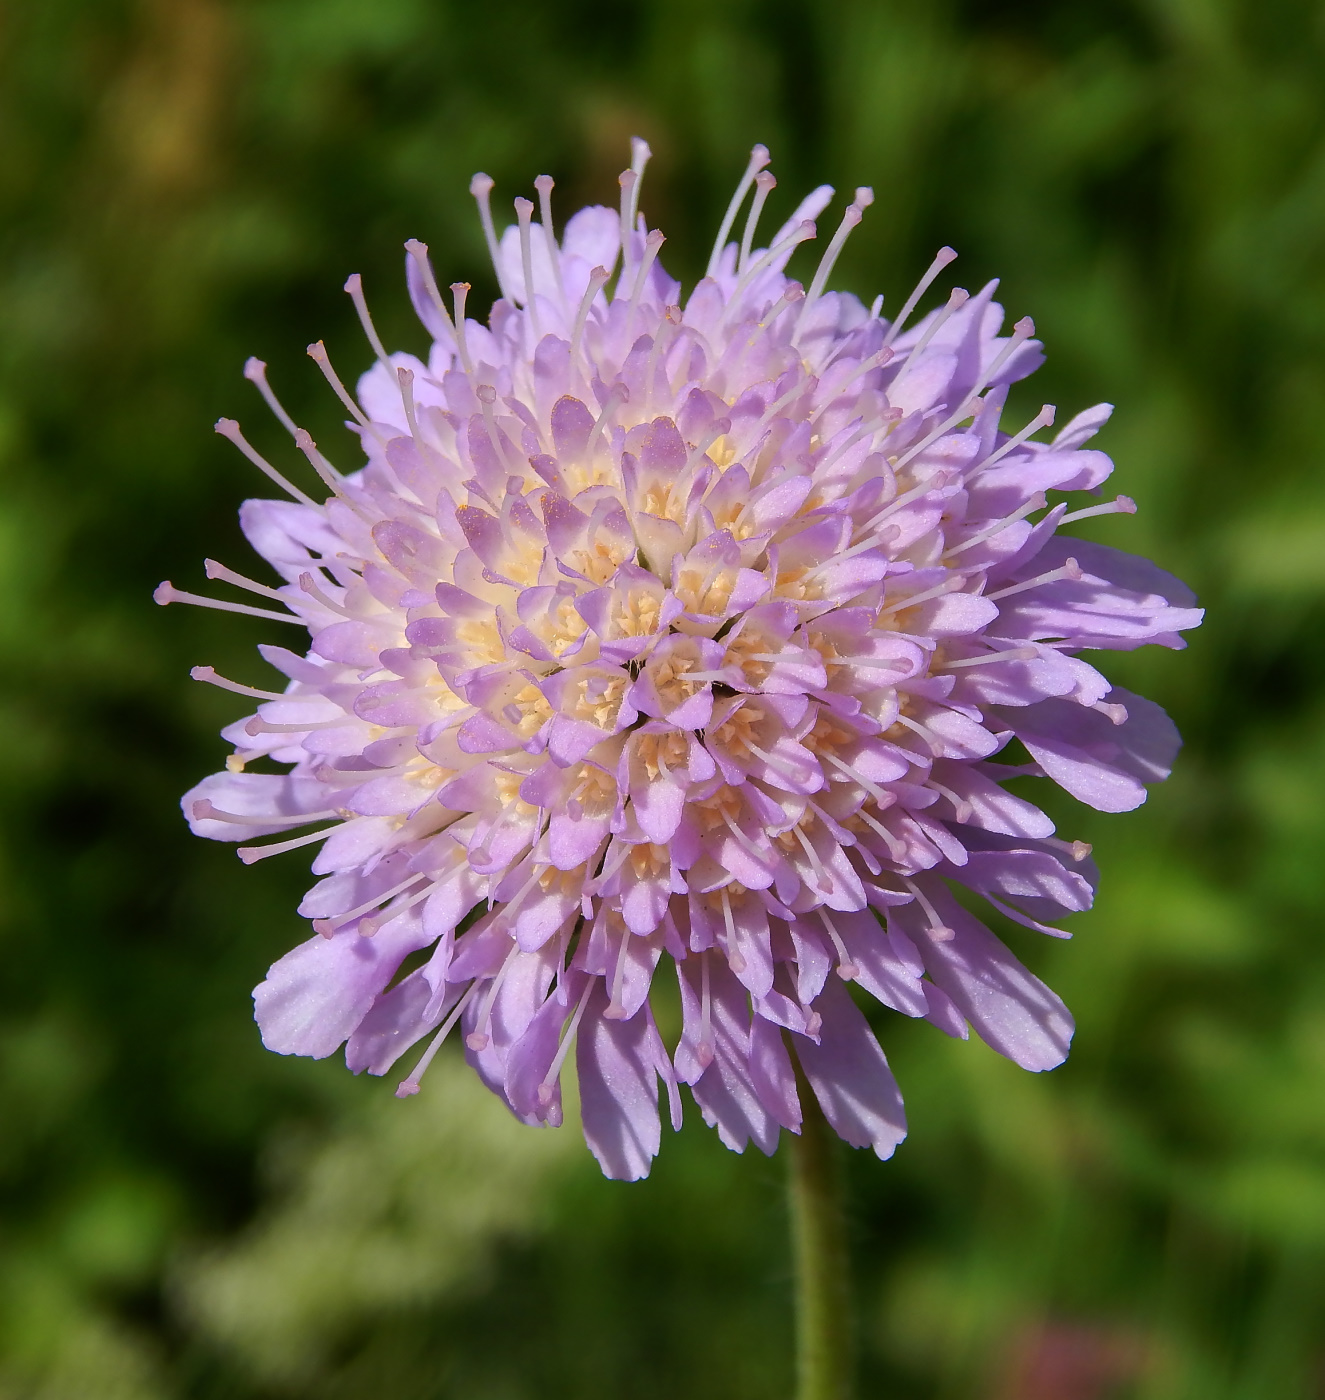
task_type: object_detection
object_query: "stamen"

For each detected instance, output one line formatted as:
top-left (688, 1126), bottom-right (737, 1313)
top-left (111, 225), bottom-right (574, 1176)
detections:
top-left (469, 173), bottom-right (515, 302)
top-left (821, 750), bottom-right (895, 806)
top-left (243, 715), bottom-right (353, 736)
top-left (1090, 699), bottom-right (1128, 725)
top-left (238, 821), bottom-right (350, 864)
top-left (213, 419), bottom-right (316, 507)
top-left (396, 980), bottom-right (482, 1098)
top-left (756, 281), bottom-right (805, 330)
top-left (1059, 495), bottom-right (1136, 525)
top-left (397, 366), bottom-right (422, 441)
top-left (343, 274), bottom-right (393, 375)
top-left (809, 344), bottom-right (895, 426)
top-left (298, 572), bottom-right (356, 618)
top-left (443, 282), bottom-right (475, 378)
top-left (984, 891), bottom-right (1069, 939)
top-left (627, 136), bottom-right (651, 231)
top-left (190, 665), bottom-right (288, 701)
top-left (311, 870), bottom-right (428, 938)
top-left (624, 229), bottom-right (666, 343)
top-left (533, 175), bottom-right (567, 309)
top-left (466, 944), bottom-right (520, 1051)
top-left (882, 246), bottom-right (958, 347)
top-left (738, 170), bottom-right (777, 274)
top-left (204, 559), bottom-right (288, 603)
top-left (818, 909), bottom-right (858, 980)
top-left (721, 220), bottom-right (818, 326)
top-left (605, 926), bottom-right (634, 1019)
top-left (893, 713), bottom-right (944, 756)
top-left (514, 196), bottom-right (542, 339)
top-left (616, 169), bottom-right (639, 290)
top-left (854, 804), bottom-right (907, 862)
top-left (743, 740), bottom-right (807, 786)
top-left (536, 977), bottom-right (596, 1105)
top-left (891, 318), bottom-right (1037, 474)
top-left (925, 780), bottom-right (973, 823)
top-left (698, 952), bottom-right (714, 1068)
top-left (901, 876), bottom-right (955, 942)
top-left (792, 823), bottom-right (834, 894)
top-left (570, 266), bottom-right (612, 379)
top-left (583, 383), bottom-right (627, 465)
top-left (971, 404), bottom-right (1056, 474)
top-left (943, 493), bottom-right (1047, 559)
top-left (720, 807), bottom-right (769, 864)
top-left (987, 559), bottom-right (1082, 602)
top-left (893, 287), bottom-right (970, 369)
top-left (306, 342), bottom-right (370, 429)
top-left (706, 143), bottom-right (771, 278)
top-left (358, 879), bottom-right (436, 938)
top-left (243, 359), bottom-right (302, 438)
top-left (797, 187), bottom-right (874, 335)
top-left (853, 467), bottom-right (957, 543)
top-left (191, 799), bottom-right (341, 828)
top-left (869, 294), bottom-right (884, 319)
top-left (476, 383), bottom-right (520, 474)
top-left (642, 307), bottom-right (680, 413)
top-left (719, 888), bottom-right (745, 973)
top-left (876, 575), bottom-right (965, 618)
top-left (154, 581), bottom-right (302, 626)
top-left (1046, 838), bottom-right (1092, 863)
top-left (937, 646), bottom-right (1037, 669)
top-left (404, 240), bottom-right (459, 341)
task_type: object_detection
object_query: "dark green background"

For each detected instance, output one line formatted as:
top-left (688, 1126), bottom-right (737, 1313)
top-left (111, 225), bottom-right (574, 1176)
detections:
top-left (3, 1), bottom-right (1324, 1396)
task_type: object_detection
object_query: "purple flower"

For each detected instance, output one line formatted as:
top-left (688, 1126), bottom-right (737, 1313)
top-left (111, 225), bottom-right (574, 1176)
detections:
top-left (161, 142), bottom-right (1201, 1179)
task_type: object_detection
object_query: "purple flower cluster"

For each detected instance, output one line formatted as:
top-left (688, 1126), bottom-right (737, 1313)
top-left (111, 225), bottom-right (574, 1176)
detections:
top-left (162, 143), bottom-right (1201, 1179)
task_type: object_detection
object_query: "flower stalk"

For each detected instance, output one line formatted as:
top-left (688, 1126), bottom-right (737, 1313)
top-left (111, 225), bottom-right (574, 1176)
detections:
top-left (789, 1070), bottom-right (853, 1400)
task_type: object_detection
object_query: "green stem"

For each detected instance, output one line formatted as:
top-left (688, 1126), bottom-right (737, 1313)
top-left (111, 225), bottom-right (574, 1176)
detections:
top-left (787, 1068), bottom-right (853, 1400)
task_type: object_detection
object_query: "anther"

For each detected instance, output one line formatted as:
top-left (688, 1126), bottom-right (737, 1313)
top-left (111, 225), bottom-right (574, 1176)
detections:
top-left (343, 274), bottom-right (393, 375)
top-left (213, 419), bottom-right (316, 507)
top-left (238, 822), bottom-right (349, 864)
top-left (987, 558), bottom-right (1082, 601)
top-left (819, 909), bottom-right (859, 981)
top-left (901, 877), bottom-right (955, 942)
top-left (449, 283), bottom-right (475, 375)
top-left (624, 229), bottom-right (666, 342)
top-left (154, 581), bottom-right (302, 626)
top-left (938, 646), bottom-right (1037, 669)
top-left (1059, 495), bottom-right (1136, 525)
top-left (243, 359), bottom-right (302, 438)
top-left (616, 169), bottom-right (639, 289)
top-left (404, 240), bottom-right (458, 340)
top-left (537, 978), bottom-right (595, 1105)
top-left (882, 246), bottom-right (959, 347)
top-left (306, 341), bottom-right (376, 437)
top-left (894, 287), bottom-right (969, 370)
top-left (514, 196), bottom-right (542, 338)
top-left (396, 981), bottom-right (481, 1098)
top-left (570, 265), bottom-right (612, 378)
top-left (204, 558), bottom-right (288, 603)
top-left (722, 220), bottom-right (817, 326)
top-left (739, 171), bottom-right (777, 274)
top-left (469, 173), bottom-right (515, 301)
top-left (533, 174), bottom-right (568, 310)
top-left (797, 187), bottom-right (874, 335)
top-left (944, 493), bottom-right (1047, 559)
top-left (190, 666), bottom-right (287, 701)
top-left (707, 143), bottom-right (772, 278)
top-left (972, 404), bottom-right (1056, 474)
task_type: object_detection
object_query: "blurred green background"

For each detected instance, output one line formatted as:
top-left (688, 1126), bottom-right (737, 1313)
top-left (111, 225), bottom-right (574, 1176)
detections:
top-left (1, 0), bottom-right (1323, 1396)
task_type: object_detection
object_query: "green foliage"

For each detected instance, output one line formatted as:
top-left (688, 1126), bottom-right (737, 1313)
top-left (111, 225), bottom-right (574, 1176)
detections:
top-left (1, 0), bottom-right (1323, 1394)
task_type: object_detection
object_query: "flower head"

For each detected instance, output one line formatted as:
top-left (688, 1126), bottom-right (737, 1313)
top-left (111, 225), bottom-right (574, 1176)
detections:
top-left (162, 142), bottom-right (1201, 1179)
